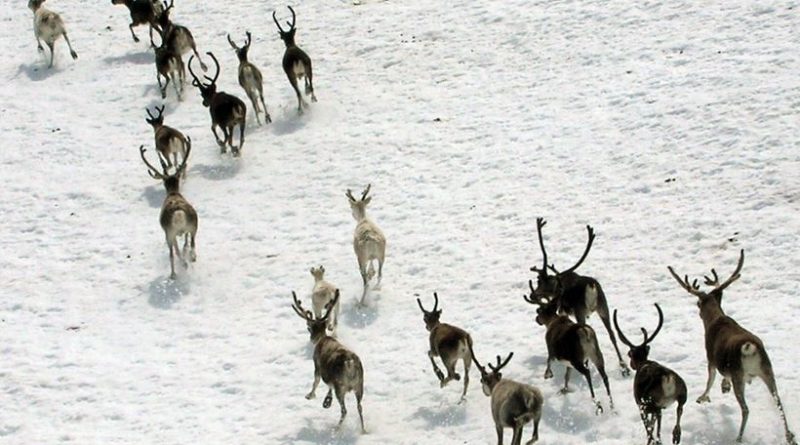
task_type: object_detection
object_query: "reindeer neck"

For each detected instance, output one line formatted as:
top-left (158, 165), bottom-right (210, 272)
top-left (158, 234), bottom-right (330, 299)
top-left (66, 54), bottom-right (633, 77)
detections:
top-left (699, 302), bottom-right (726, 330)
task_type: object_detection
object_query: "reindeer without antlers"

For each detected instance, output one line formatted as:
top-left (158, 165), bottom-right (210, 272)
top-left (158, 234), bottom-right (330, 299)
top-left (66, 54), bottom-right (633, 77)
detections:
top-left (346, 184), bottom-right (386, 305)
top-left (273, 6), bottom-right (317, 114)
top-left (417, 292), bottom-right (473, 403)
top-left (668, 250), bottom-right (796, 444)
top-left (111, 0), bottom-right (162, 43)
top-left (291, 290), bottom-right (366, 433)
top-left (310, 265), bottom-right (339, 333)
top-left (228, 32), bottom-right (271, 125)
top-left (614, 304), bottom-right (687, 445)
top-left (188, 52), bottom-right (247, 156)
top-left (528, 217), bottom-right (630, 376)
top-left (28, 0), bottom-right (78, 68)
top-left (151, 0), bottom-right (206, 70)
top-left (145, 105), bottom-right (188, 176)
top-left (468, 344), bottom-right (544, 445)
top-left (525, 281), bottom-right (613, 414)
top-left (139, 141), bottom-right (197, 279)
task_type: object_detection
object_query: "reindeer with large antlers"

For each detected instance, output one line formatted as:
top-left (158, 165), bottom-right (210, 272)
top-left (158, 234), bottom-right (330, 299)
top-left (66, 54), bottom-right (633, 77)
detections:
top-left (417, 292), bottom-right (473, 403)
top-left (346, 184), bottom-right (386, 305)
top-left (469, 344), bottom-right (544, 445)
top-left (291, 290), bottom-right (366, 433)
top-left (273, 6), bottom-right (317, 114)
top-left (139, 140), bottom-right (196, 279)
top-left (188, 52), bottom-right (247, 156)
top-left (614, 304), bottom-right (687, 445)
top-left (668, 250), bottom-right (796, 444)
top-left (228, 32), bottom-right (271, 125)
top-left (525, 281), bottom-right (613, 414)
top-left (151, 0), bottom-right (206, 70)
top-left (528, 217), bottom-right (629, 376)
top-left (145, 105), bottom-right (188, 175)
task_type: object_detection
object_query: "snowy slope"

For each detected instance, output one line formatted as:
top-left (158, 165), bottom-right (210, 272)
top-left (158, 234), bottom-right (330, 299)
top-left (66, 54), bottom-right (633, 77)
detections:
top-left (1, 0), bottom-right (799, 444)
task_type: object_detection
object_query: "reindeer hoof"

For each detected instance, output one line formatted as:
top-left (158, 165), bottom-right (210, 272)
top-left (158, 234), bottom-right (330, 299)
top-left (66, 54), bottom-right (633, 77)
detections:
top-left (559, 387), bottom-right (570, 395)
top-left (169, 272), bottom-right (176, 280)
top-left (544, 370), bottom-right (553, 379)
top-left (595, 402), bottom-right (604, 415)
top-left (265, 115), bottom-right (272, 123)
top-left (323, 393), bottom-right (333, 408)
top-left (434, 370), bottom-right (445, 381)
top-left (721, 379), bottom-right (731, 393)
top-left (696, 395), bottom-right (710, 404)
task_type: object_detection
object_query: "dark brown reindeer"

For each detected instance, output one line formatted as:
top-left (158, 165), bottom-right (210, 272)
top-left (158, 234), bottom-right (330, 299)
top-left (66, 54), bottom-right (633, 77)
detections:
top-left (529, 217), bottom-right (629, 376)
top-left (188, 52), bottom-right (247, 156)
top-left (228, 32), bottom-right (271, 125)
top-left (668, 250), bottom-right (796, 444)
top-left (291, 290), bottom-right (366, 433)
top-left (468, 344), bottom-right (544, 445)
top-left (151, 0), bottom-right (206, 70)
top-left (417, 292), bottom-right (473, 403)
top-left (111, 0), bottom-right (162, 43)
top-left (273, 6), bottom-right (317, 114)
top-left (614, 304), bottom-right (687, 445)
top-left (145, 105), bottom-right (187, 176)
top-left (525, 281), bottom-right (613, 414)
top-left (139, 140), bottom-right (197, 279)
top-left (151, 32), bottom-right (185, 100)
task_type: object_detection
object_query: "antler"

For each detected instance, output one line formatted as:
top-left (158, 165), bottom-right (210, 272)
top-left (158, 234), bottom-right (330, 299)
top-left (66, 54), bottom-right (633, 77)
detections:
top-left (291, 291), bottom-right (314, 321)
top-left (175, 136), bottom-right (191, 175)
top-left (642, 303), bottom-right (664, 345)
top-left (488, 352), bottom-right (514, 373)
top-left (146, 105), bottom-right (165, 121)
top-left (286, 5), bottom-right (297, 30)
top-left (360, 184), bottom-right (372, 200)
top-left (708, 250), bottom-right (745, 293)
top-left (345, 188), bottom-right (357, 202)
top-left (227, 33), bottom-right (239, 50)
top-left (187, 55), bottom-right (203, 87)
top-left (162, 0), bottom-right (173, 13)
top-left (466, 340), bottom-right (485, 373)
top-left (139, 145), bottom-right (166, 180)
top-left (561, 225), bottom-right (596, 274)
top-left (244, 31), bottom-right (252, 48)
top-left (522, 280), bottom-right (549, 305)
top-left (530, 217), bottom-right (548, 273)
top-left (321, 290), bottom-right (340, 321)
top-left (612, 309), bottom-right (636, 348)
top-left (416, 292), bottom-right (440, 314)
top-left (667, 266), bottom-right (705, 298)
top-left (203, 52), bottom-right (220, 85)
top-left (272, 10), bottom-right (286, 33)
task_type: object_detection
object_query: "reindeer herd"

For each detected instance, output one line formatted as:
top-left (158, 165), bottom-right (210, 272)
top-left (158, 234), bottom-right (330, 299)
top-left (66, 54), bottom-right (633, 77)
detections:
top-left (25, 1), bottom-right (797, 444)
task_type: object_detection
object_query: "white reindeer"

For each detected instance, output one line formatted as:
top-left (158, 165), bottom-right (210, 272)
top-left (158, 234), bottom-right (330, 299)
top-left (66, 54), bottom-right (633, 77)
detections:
top-left (310, 265), bottom-right (339, 333)
top-left (346, 184), bottom-right (385, 305)
top-left (28, 0), bottom-right (78, 68)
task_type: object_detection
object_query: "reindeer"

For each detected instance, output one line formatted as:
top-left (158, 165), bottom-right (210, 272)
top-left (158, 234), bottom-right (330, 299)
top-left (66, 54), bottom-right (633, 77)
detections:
top-left (139, 141), bottom-right (197, 279)
top-left (346, 184), bottom-right (386, 305)
top-left (668, 250), bottom-right (796, 444)
top-left (151, 31), bottom-right (185, 100)
top-left (468, 344), bottom-right (544, 445)
top-left (614, 304), bottom-right (687, 445)
top-left (273, 6), bottom-right (317, 114)
top-left (417, 292), bottom-right (473, 402)
top-left (528, 217), bottom-right (629, 376)
top-left (310, 265), bottom-right (339, 333)
top-left (151, 0), bottom-right (206, 70)
top-left (28, 0), bottom-right (78, 68)
top-left (188, 52), bottom-right (247, 156)
top-left (145, 105), bottom-right (187, 176)
top-left (525, 281), bottom-right (613, 414)
top-left (227, 32), bottom-right (271, 125)
top-left (111, 0), bottom-right (162, 43)
top-left (291, 290), bottom-right (366, 433)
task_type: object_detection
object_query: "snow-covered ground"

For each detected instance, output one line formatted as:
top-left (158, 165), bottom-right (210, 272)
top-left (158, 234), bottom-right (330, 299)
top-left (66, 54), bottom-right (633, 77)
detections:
top-left (2, 0), bottom-right (799, 443)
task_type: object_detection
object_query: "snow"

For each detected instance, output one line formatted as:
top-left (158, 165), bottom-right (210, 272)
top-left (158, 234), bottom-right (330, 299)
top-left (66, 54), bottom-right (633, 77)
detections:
top-left (1, 0), bottom-right (799, 444)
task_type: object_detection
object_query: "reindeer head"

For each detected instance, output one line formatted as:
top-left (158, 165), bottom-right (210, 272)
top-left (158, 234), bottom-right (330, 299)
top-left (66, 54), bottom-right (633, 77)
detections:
top-left (139, 137), bottom-right (191, 193)
top-left (613, 304), bottom-right (663, 371)
top-left (227, 32), bottom-right (252, 63)
top-left (346, 184), bottom-right (372, 221)
top-left (272, 6), bottom-right (298, 47)
top-left (309, 265), bottom-right (325, 281)
top-left (28, 0), bottom-right (45, 12)
top-left (292, 290), bottom-right (338, 342)
top-left (468, 343), bottom-right (513, 396)
top-left (416, 292), bottom-right (443, 332)
top-left (667, 249), bottom-right (744, 315)
top-left (145, 105), bottom-right (165, 129)
top-left (523, 280), bottom-right (559, 326)
top-left (528, 217), bottom-right (595, 300)
top-left (188, 52), bottom-right (220, 107)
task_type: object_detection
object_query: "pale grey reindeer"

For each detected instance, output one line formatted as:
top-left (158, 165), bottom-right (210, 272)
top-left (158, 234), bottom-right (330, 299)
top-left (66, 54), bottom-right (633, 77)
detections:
top-left (145, 105), bottom-right (188, 176)
top-left (417, 292), bottom-right (473, 403)
top-left (310, 265), bottom-right (339, 333)
top-left (469, 344), bottom-right (544, 445)
top-left (346, 184), bottom-right (386, 305)
top-left (140, 141), bottom-right (197, 279)
top-left (292, 291), bottom-right (365, 433)
top-left (28, 0), bottom-right (78, 68)
top-left (668, 250), bottom-right (796, 444)
top-left (228, 32), bottom-right (271, 125)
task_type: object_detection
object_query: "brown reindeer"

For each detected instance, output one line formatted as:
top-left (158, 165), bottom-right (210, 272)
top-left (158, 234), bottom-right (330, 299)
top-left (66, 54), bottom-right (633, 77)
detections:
top-left (150, 0), bottom-right (206, 70)
top-left (227, 32), bottom-right (271, 125)
top-left (144, 105), bottom-right (187, 176)
top-left (111, 0), bottom-right (162, 43)
top-left (273, 6), bottom-right (317, 114)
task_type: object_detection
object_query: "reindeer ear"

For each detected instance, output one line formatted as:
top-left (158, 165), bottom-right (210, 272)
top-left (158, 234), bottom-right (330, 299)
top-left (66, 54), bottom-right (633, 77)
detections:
top-left (363, 197), bottom-right (372, 205)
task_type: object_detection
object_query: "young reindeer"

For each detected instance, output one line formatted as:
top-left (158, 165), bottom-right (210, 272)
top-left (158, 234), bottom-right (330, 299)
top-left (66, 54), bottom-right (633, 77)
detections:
top-left (417, 292), bottom-right (473, 403)
top-left (310, 265), bottom-right (339, 333)
top-left (139, 140), bottom-right (197, 279)
top-left (152, 31), bottom-right (185, 100)
top-left (145, 105), bottom-right (188, 175)
top-left (111, 0), bottom-right (162, 43)
top-left (346, 184), bottom-right (386, 305)
top-left (188, 52), bottom-right (247, 156)
top-left (468, 344), bottom-right (544, 445)
top-left (291, 291), bottom-right (366, 433)
top-left (525, 281), bottom-right (613, 415)
top-left (273, 6), bottom-right (317, 114)
top-left (614, 304), bottom-right (687, 445)
top-left (151, 0), bottom-right (206, 70)
top-left (668, 250), bottom-right (797, 444)
top-left (227, 32), bottom-right (271, 125)
top-left (28, 0), bottom-right (78, 68)
top-left (528, 217), bottom-right (630, 376)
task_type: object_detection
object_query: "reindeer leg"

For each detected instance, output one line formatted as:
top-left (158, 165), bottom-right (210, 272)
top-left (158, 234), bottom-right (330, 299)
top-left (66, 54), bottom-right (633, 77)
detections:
top-left (211, 124), bottom-right (225, 152)
top-left (598, 302), bottom-right (630, 376)
top-left (166, 236), bottom-right (176, 279)
top-left (189, 230), bottom-right (196, 262)
top-left (511, 426), bottom-right (521, 445)
top-left (575, 362), bottom-right (602, 414)
top-left (673, 402), bottom-right (684, 444)
top-left (527, 410), bottom-right (541, 444)
top-left (237, 119), bottom-right (246, 156)
top-left (305, 61), bottom-right (317, 102)
top-left (129, 23), bottom-right (140, 42)
top-left (592, 349), bottom-right (613, 410)
top-left (157, 73), bottom-right (168, 99)
top-left (305, 367), bottom-right (321, 400)
top-left (334, 386), bottom-right (347, 428)
top-left (732, 376), bottom-right (749, 442)
top-left (323, 387), bottom-right (333, 408)
top-left (377, 247), bottom-right (385, 286)
top-left (560, 368), bottom-right (571, 394)
top-left (47, 41), bottom-right (55, 68)
top-left (460, 355), bottom-right (470, 403)
top-left (495, 424), bottom-right (503, 445)
top-left (192, 45), bottom-right (207, 71)
top-left (697, 363), bottom-right (716, 403)
top-left (427, 351), bottom-right (445, 383)
top-left (36, 35), bottom-right (44, 53)
top-left (258, 86), bottom-right (271, 123)
top-left (358, 256), bottom-right (368, 306)
top-left (761, 369), bottom-right (797, 445)
top-left (640, 406), bottom-right (654, 444)
top-left (656, 410), bottom-right (663, 443)
top-left (356, 382), bottom-right (366, 433)
top-left (544, 357), bottom-right (554, 379)
top-left (62, 31), bottom-right (77, 60)
top-left (248, 92), bottom-right (261, 125)
top-left (287, 73), bottom-right (306, 115)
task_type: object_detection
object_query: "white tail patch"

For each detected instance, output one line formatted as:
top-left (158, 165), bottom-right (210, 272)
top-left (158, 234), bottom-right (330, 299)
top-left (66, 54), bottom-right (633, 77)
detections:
top-left (584, 283), bottom-right (598, 313)
top-left (172, 210), bottom-right (187, 229)
top-left (741, 342), bottom-right (762, 379)
top-left (661, 374), bottom-right (676, 398)
top-left (293, 61), bottom-right (306, 77)
top-left (578, 326), bottom-right (595, 359)
top-left (366, 262), bottom-right (376, 281)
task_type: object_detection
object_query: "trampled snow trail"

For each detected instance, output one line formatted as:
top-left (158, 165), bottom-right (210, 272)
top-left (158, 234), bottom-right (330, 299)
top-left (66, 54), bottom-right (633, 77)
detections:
top-left (1, 1), bottom-right (799, 444)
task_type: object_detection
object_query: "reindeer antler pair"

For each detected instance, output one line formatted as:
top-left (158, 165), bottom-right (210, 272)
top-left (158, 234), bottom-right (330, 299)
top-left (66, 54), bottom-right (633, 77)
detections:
top-left (345, 184), bottom-right (371, 203)
top-left (416, 292), bottom-right (440, 314)
top-left (227, 32), bottom-right (252, 51)
top-left (667, 249), bottom-right (745, 298)
top-left (530, 217), bottom-right (595, 276)
top-left (613, 304), bottom-right (664, 349)
top-left (188, 52), bottom-right (220, 88)
top-left (291, 290), bottom-right (339, 322)
top-left (140, 136), bottom-right (191, 179)
top-left (272, 5), bottom-right (296, 34)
